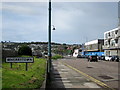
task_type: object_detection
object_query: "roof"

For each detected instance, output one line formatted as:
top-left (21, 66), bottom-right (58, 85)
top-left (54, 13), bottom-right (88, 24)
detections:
top-left (84, 39), bottom-right (103, 45)
top-left (104, 27), bottom-right (119, 34)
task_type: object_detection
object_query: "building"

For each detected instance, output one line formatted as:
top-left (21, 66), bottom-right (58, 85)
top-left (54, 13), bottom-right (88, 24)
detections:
top-left (103, 27), bottom-right (120, 57)
top-left (83, 39), bottom-right (104, 56)
top-left (73, 49), bottom-right (82, 57)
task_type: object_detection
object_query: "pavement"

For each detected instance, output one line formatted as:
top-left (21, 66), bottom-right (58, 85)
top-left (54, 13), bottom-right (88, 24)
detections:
top-left (47, 59), bottom-right (102, 89)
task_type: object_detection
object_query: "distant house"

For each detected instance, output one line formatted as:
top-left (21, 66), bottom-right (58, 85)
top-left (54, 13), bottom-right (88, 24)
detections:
top-left (32, 50), bottom-right (42, 57)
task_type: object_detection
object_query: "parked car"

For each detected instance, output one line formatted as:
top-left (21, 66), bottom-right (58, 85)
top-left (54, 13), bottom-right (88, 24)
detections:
top-left (105, 56), bottom-right (112, 61)
top-left (77, 55), bottom-right (82, 58)
top-left (111, 56), bottom-right (119, 62)
top-left (98, 56), bottom-right (105, 60)
top-left (68, 55), bottom-right (71, 57)
top-left (81, 55), bottom-right (88, 58)
top-left (44, 52), bottom-right (48, 58)
top-left (88, 55), bottom-right (98, 62)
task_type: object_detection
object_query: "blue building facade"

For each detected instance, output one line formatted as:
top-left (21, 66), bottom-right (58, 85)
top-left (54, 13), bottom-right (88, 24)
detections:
top-left (82, 39), bottom-right (104, 56)
top-left (83, 51), bottom-right (104, 56)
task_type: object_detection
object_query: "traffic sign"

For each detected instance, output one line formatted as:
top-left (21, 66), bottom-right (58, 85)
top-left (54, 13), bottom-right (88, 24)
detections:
top-left (6, 57), bottom-right (34, 71)
top-left (6, 57), bottom-right (34, 63)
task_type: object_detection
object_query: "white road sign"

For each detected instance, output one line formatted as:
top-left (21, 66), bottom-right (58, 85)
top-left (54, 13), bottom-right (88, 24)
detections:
top-left (6, 57), bottom-right (34, 63)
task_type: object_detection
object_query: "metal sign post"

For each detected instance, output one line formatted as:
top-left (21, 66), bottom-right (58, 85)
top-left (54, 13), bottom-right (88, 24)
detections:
top-left (10, 63), bottom-right (12, 68)
top-left (26, 63), bottom-right (28, 71)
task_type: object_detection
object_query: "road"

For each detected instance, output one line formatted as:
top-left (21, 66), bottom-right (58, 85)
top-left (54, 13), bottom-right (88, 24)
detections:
top-left (61, 57), bottom-right (119, 89)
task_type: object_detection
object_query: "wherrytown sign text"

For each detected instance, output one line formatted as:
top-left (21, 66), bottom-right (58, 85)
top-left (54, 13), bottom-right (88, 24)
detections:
top-left (6, 57), bottom-right (34, 71)
top-left (6, 57), bottom-right (34, 63)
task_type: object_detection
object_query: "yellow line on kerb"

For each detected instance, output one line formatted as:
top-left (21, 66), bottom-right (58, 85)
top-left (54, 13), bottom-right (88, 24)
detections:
top-left (61, 62), bottom-right (115, 90)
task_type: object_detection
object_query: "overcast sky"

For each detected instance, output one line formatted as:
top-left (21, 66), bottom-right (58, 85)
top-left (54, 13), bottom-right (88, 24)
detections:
top-left (1, 2), bottom-right (119, 44)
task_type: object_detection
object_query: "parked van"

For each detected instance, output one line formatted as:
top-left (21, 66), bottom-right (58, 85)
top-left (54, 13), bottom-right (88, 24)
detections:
top-left (105, 56), bottom-right (112, 61)
top-left (73, 49), bottom-right (79, 57)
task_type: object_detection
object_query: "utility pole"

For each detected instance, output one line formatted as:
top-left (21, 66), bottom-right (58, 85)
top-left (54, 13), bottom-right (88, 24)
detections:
top-left (118, 1), bottom-right (120, 26)
top-left (47, 0), bottom-right (52, 80)
top-left (118, 1), bottom-right (120, 57)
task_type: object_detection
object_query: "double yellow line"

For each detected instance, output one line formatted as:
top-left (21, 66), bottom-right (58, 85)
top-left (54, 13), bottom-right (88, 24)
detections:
top-left (61, 62), bottom-right (115, 90)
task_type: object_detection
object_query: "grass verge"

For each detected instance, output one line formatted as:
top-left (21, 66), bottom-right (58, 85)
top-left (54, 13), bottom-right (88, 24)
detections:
top-left (52, 54), bottom-right (63, 60)
top-left (2, 56), bottom-right (46, 89)
top-left (0, 67), bottom-right (2, 90)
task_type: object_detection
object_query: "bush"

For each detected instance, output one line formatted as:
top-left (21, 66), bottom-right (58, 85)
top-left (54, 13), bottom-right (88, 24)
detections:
top-left (52, 54), bottom-right (63, 60)
top-left (18, 45), bottom-right (32, 56)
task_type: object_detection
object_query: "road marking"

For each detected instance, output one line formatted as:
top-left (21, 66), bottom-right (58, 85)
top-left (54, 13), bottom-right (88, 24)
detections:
top-left (84, 82), bottom-right (100, 88)
top-left (55, 78), bottom-right (68, 80)
top-left (61, 62), bottom-right (115, 90)
top-left (64, 83), bottom-right (72, 86)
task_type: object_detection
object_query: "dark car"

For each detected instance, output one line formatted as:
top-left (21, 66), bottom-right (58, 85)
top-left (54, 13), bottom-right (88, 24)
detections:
top-left (77, 55), bottom-right (82, 58)
top-left (111, 56), bottom-right (119, 62)
top-left (98, 56), bottom-right (105, 60)
top-left (81, 55), bottom-right (88, 58)
top-left (88, 55), bottom-right (98, 62)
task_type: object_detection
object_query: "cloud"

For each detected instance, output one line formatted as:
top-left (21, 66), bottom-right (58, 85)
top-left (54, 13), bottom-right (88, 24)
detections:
top-left (0, 3), bottom-right (2, 41)
top-left (2, 2), bottom-right (48, 42)
top-left (1, 0), bottom-right (120, 2)
top-left (51, 2), bottom-right (118, 44)
top-left (2, 2), bottom-right (48, 16)
top-left (2, 4), bottom-right (36, 15)
top-left (2, 17), bottom-right (48, 41)
top-left (2, 2), bottom-right (118, 44)
top-left (52, 3), bottom-right (85, 32)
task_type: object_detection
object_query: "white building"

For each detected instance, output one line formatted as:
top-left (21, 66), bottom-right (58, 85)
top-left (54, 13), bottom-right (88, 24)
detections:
top-left (73, 49), bottom-right (79, 57)
top-left (103, 27), bottom-right (120, 57)
top-left (84, 39), bottom-right (104, 52)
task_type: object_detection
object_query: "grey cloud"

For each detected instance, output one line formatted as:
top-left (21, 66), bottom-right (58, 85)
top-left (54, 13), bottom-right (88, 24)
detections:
top-left (2, 2), bottom-right (118, 44)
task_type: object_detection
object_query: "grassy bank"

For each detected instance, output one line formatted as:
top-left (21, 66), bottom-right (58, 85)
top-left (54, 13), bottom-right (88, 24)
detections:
top-left (52, 54), bottom-right (63, 60)
top-left (2, 56), bottom-right (46, 88)
top-left (0, 67), bottom-right (2, 89)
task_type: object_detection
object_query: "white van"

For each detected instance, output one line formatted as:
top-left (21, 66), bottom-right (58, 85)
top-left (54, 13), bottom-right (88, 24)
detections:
top-left (105, 56), bottom-right (112, 61)
top-left (73, 49), bottom-right (79, 57)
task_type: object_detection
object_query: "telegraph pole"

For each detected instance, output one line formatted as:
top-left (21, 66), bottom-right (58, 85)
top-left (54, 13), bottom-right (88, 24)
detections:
top-left (118, 1), bottom-right (120, 57)
top-left (47, 0), bottom-right (52, 80)
top-left (118, 1), bottom-right (120, 26)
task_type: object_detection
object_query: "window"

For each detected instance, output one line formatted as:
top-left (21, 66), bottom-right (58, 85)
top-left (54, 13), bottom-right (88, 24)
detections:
top-left (115, 30), bottom-right (118, 34)
top-left (108, 39), bottom-right (110, 45)
top-left (111, 31), bottom-right (114, 37)
top-left (108, 32), bottom-right (110, 36)
top-left (115, 39), bottom-right (118, 43)
top-left (105, 41), bottom-right (108, 46)
top-left (111, 39), bottom-right (115, 46)
top-left (105, 34), bottom-right (108, 39)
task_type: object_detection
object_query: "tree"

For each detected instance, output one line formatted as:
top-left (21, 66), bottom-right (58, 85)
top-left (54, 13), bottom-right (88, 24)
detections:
top-left (18, 45), bottom-right (32, 56)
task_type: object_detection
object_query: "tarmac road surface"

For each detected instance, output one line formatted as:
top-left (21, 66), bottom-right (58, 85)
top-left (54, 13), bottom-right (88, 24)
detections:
top-left (61, 57), bottom-right (119, 89)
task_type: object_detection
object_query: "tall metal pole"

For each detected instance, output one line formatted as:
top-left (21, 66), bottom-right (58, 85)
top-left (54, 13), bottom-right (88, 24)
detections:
top-left (118, 2), bottom-right (120, 57)
top-left (118, 1), bottom-right (120, 26)
top-left (48, 0), bottom-right (52, 79)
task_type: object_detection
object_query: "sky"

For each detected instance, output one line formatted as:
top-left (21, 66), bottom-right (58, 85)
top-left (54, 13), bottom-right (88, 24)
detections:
top-left (1, 1), bottom-right (119, 44)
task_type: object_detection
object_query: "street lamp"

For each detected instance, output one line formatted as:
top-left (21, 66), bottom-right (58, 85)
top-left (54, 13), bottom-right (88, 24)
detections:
top-left (52, 25), bottom-right (56, 30)
top-left (47, 0), bottom-right (52, 80)
top-left (47, 0), bottom-right (56, 81)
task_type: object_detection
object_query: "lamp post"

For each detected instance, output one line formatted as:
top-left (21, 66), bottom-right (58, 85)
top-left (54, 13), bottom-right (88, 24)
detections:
top-left (47, 0), bottom-right (52, 80)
